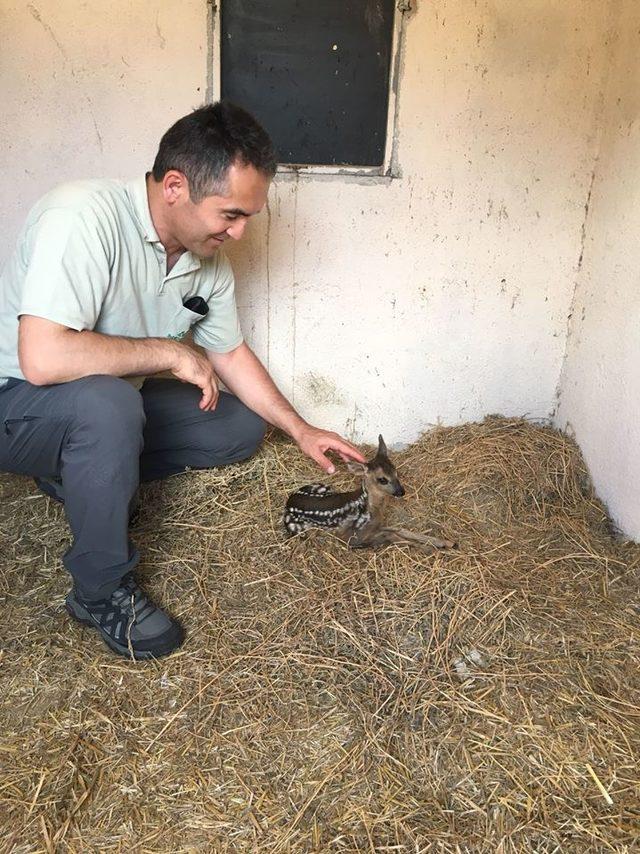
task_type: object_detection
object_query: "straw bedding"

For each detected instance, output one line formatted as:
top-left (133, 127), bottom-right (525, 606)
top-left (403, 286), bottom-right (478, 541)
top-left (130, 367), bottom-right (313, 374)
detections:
top-left (0, 416), bottom-right (638, 852)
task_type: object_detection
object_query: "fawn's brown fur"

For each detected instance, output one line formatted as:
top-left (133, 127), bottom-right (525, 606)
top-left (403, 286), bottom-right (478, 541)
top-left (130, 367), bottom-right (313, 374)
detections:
top-left (284, 435), bottom-right (455, 552)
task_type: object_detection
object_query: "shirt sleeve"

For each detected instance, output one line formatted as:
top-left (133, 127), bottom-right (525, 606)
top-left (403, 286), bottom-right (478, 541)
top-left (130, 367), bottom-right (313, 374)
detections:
top-left (18, 207), bottom-right (111, 331)
top-left (192, 253), bottom-right (244, 353)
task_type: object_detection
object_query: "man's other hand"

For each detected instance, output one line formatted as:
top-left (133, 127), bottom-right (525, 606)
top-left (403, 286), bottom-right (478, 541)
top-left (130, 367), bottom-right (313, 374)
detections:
top-left (293, 424), bottom-right (367, 474)
top-left (171, 345), bottom-right (219, 411)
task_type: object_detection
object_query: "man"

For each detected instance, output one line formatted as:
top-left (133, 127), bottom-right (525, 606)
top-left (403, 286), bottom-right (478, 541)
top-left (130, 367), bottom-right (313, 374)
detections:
top-left (0, 101), bottom-right (365, 660)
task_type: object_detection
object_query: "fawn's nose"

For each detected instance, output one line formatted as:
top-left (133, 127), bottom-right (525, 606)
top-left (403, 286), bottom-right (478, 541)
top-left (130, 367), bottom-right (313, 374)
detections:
top-left (394, 485), bottom-right (405, 497)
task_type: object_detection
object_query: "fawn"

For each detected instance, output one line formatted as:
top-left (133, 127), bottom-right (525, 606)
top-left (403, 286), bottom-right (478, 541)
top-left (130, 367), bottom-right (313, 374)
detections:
top-left (284, 435), bottom-right (455, 551)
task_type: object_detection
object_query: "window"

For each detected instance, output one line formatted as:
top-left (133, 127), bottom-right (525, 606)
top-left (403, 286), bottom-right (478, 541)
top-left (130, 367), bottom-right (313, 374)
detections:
top-left (210, 1), bottom-right (406, 176)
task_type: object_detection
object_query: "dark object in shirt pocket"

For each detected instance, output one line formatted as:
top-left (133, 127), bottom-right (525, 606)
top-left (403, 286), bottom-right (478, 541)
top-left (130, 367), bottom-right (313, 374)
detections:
top-left (182, 296), bottom-right (209, 316)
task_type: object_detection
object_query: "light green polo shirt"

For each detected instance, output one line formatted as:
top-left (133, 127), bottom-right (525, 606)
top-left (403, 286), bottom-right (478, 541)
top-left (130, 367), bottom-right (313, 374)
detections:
top-left (0, 176), bottom-right (244, 390)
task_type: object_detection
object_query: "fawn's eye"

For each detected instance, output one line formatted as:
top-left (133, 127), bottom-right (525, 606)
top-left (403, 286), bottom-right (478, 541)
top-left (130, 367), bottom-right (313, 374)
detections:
top-left (377, 477), bottom-right (389, 485)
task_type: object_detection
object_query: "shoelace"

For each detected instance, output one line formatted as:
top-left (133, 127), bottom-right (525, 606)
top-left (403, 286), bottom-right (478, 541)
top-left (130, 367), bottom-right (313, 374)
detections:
top-left (77, 576), bottom-right (162, 658)
top-left (111, 577), bottom-right (156, 626)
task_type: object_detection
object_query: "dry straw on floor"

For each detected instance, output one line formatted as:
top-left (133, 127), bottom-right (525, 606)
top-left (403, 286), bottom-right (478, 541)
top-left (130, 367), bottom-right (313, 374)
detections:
top-left (0, 416), bottom-right (638, 852)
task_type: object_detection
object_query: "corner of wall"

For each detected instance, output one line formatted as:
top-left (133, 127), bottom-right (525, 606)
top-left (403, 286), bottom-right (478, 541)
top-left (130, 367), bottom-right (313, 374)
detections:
top-left (552, 21), bottom-right (617, 424)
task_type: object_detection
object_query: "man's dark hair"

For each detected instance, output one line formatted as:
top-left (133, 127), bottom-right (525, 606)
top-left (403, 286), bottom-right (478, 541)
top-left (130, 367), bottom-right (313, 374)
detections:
top-left (152, 101), bottom-right (277, 202)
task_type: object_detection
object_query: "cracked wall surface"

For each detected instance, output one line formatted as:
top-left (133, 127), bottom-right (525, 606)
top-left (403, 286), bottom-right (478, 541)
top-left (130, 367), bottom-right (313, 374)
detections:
top-left (1, 1), bottom-right (612, 448)
top-left (555, 1), bottom-right (640, 539)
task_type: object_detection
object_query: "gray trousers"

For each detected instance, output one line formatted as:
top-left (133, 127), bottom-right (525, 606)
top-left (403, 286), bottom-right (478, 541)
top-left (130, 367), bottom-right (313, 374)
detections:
top-left (0, 376), bottom-right (266, 600)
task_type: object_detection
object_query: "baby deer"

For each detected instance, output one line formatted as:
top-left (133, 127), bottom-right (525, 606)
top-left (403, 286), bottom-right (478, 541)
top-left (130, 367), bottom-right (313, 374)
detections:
top-left (284, 435), bottom-right (455, 552)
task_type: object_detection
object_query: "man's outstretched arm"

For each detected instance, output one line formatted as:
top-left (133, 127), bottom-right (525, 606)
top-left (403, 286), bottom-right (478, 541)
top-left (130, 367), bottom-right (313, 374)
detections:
top-left (207, 341), bottom-right (366, 473)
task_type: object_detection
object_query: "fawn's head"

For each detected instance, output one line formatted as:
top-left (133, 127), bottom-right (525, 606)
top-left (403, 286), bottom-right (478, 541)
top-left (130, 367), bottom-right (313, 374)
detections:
top-left (348, 434), bottom-right (405, 498)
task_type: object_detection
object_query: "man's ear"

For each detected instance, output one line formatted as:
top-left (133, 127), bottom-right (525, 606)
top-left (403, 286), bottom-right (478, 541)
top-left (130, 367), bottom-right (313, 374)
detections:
top-left (162, 169), bottom-right (189, 205)
top-left (346, 461), bottom-right (367, 475)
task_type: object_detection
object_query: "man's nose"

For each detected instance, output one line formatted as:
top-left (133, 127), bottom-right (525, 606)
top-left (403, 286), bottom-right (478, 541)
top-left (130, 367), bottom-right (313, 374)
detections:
top-left (226, 219), bottom-right (247, 240)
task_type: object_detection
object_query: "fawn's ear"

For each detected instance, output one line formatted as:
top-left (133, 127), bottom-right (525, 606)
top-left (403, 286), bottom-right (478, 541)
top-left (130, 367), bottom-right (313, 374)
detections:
top-left (377, 434), bottom-right (388, 458)
top-left (346, 461), bottom-right (367, 475)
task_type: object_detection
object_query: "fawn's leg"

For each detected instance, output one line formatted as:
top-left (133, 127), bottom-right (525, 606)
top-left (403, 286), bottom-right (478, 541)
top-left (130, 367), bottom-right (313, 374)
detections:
top-left (349, 522), bottom-right (455, 551)
top-left (381, 527), bottom-right (456, 550)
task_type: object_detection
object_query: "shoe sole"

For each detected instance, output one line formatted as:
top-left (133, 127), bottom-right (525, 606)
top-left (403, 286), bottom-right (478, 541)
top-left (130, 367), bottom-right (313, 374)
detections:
top-left (65, 594), bottom-right (184, 661)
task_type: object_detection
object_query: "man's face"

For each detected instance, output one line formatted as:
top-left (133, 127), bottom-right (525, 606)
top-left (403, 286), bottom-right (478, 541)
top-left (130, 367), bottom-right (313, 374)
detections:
top-left (168, 161), bottom-right (270, 258)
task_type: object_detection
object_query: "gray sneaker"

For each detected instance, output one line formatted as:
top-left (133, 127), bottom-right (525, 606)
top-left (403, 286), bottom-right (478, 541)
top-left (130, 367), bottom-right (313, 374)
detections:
top-left (65, 574), bottom-right (184, 660)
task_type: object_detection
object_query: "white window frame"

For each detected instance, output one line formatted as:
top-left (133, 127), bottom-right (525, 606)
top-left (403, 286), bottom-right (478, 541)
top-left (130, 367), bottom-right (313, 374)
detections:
top-left (207, 1), bottom-right (409, 178)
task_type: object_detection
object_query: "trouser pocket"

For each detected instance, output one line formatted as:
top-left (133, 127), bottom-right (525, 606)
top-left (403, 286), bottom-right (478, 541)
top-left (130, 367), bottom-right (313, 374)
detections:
top-left (0, 413), bottom-right (67, 477)
top-left (3, 415), bottom-right (39, 436)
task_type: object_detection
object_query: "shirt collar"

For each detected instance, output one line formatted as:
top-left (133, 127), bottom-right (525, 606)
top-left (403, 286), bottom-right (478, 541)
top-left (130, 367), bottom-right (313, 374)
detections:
top-left (126, 174), bottom-right (162, 244)
top-left (126, 174), bottom-right (202, 277)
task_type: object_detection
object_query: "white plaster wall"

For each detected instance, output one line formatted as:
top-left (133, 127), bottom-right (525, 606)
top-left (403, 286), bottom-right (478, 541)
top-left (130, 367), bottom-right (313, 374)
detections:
top-left (555, 2), bottom-right (640, 540)
top-left (0, 0), bottom-right (208, 244)
top-left (223, 0), bottom-right (612, 444)
top-left (1, 1), bottom-right (610, 446)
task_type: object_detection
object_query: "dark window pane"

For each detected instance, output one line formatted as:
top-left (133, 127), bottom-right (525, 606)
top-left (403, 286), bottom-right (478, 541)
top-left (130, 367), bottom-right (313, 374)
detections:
top-left (221, 0), bottom-right (395, 167)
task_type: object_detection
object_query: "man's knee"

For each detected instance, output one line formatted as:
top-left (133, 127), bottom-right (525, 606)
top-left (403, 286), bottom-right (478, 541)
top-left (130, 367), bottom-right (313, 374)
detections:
top-left (239, 406), bottom-right (267, 458)
top-left (197, 395), bottom-right (266, 466)
top-left (69, 376), bottom-right (146, 459)
top-left (72, 376), bottom-right (145, 430)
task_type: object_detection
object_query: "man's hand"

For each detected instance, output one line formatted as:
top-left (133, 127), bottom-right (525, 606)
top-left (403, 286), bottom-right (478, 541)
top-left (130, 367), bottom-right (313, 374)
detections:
top-left (293, 423), bottom-right (367, 474)
top-left (171, 345), bottom-right (219, 411)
